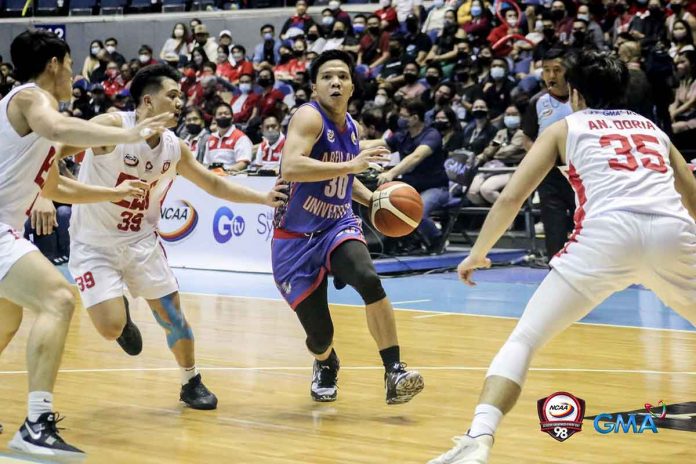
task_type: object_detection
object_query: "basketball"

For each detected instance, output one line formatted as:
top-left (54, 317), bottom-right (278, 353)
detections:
top-left (370, 182), bottom-right (423, 237)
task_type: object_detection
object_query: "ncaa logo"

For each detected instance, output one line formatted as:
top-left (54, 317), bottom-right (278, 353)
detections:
top-left (537, 392), bottom-right (586, 442)
top-left (124, 153), bottom-right (139, 167)
top-left (213, 206), bottom-right (245, 243)
top-left (327, 129), bottom-right (335, 143)
top-left (159, 200), bottom-right (198, 243)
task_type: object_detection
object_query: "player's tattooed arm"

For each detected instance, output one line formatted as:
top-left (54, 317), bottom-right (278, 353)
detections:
top-left (669, 144), bottom-right (696, 221)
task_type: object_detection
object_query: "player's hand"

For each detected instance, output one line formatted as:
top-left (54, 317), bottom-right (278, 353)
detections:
top-left (111, 180), bottom-right (149, 201)
top-left (31, 196), bottom-right (57, 236)
top-left (457, 254), bottom-right (492, 287)
top-left (349, 147), bottom-right (391, 174)
top-left (126, 113), bottom-right (173, 143)
top-left (377, 171), bottom-right (394, 186)
top-left (265, 181), bottom-right (288, 207)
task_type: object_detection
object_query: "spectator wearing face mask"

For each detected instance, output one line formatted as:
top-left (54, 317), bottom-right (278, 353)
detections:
top-left (204, 103), bottom-right (253, 172)
top-left (358, 15), bottom-right (392, 70)
top-left (82, 40), bottom-right (103, 81)
top-left (274, 39), bottom-right (308, 82)
top-left (215, 46), bottom-right (235, 82)
top-left (487, 8), bottom-right (521, 57)
top-left (667, 0), bottom-right (696, 42)
top-left (611, 1), bottom-right (636, 44)
top-left (404, 14), bottom-right (433, 66)
top-left (137, 45), bottom-right (158, 67)
top-left (457, 0), bottom-right (489, 25)
top-left (549, 0), bottom-right (573, 42)
top-left (575, 4), bottom-right (606, 51)
top-left (328, 0), bottom-right (353, 33)
top-left (426, 10), bottom-right (463, 64)
top-left (424, 82), bottom-right (454, 125)
top-left (102, 61), bottom-right (125, 98)
top-left (193, 24), bottom-right (218, 62)
top-left (281, 0), bottom-right (316, 39)
top-left (87, 84), bottom-right (111, 116)
top-left (253, 24), bottom-right (282, 69)
top-left (230, 73), bottom-right (260, 130)
top-left (482, 58), bottom-right (515, 119)
top-left (461, 99), bottom-right (497, 156)
top-left (104, 37), bottom-right (126, 67)
top-left (180, 107), bottom-right (210, 163)
top-left (228, 45), bottom-right (254, 85)
top-left (670, 50), bottom-right (696, 152)
top-left (87, 49), bottom-right (114, 84)
top-left (467, 105), bottom-right (526, 206)
top-left (420, 64), bottom-right (444, 106)
top-left (71, 80), bottom-right (93, 120)
top-left (161, 23), bottom-right (190, 62)
top-left (306, 24), bottom-right (328, 55)
top-left (256, 68), bottom-right (286, 119)
top-left (432, 106), bottom-right (465, 159)
top-left (628, 0), bottom-right (667, 44)
top-left (253, 115), bottom-right (285, 169)
top-left (569, 19), bottom-right (596, 50)
top-left (395, 61), bottom-right (427, 100)
top-left (376, 0), bottom-right (399, 33)
top-left (323, 21), bottom-right (357, 53)
top-left (669, 19), bottom-right (695, 58)
top-left (462, 0), bottom-right (492, 46)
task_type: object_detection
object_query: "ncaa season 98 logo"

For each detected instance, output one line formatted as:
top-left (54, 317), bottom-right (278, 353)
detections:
top-left (213, 206), bottom-right (245, 243)
top-left (538, 392), bottom-right (586, 442)
top-left (159, 200), bottom-right (198, 243)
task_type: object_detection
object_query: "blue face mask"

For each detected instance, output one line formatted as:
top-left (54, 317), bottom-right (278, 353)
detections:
top-left (397, 116), bottom-right (410, 129)
top-left (471, 5), bottom-right (482, 16)
top-left (354, 24), bottom-right (366, 34)
top-left (503, 115), bottom-right (520, 129)
top-left (263, 32), bottom-right (273, 41)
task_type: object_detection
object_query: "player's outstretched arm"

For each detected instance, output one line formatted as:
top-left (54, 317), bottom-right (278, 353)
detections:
top-left (669, 144), bottom-right (696, 222)
top-left (352, 178), bottom-right (373, 206)
top-left (42, 162), bottom-right (148, 204)
top-left (359, 137), bottom-right (388, 151)
top-left (14, 89), bottom-right (171, 148)
top-left (60, 113), bottom-right (124, 157)
top-left (177, 140), bottom-right (287, 207)
top-left (458, 120), bottom-right (564, 285)
top-left (281, 106), bottom-right (390, 182)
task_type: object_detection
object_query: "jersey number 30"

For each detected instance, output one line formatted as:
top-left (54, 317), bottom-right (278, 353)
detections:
top-left (324, 176), bottom-right (349, 199)
top-left (600, 133), bottom-right (667, 173)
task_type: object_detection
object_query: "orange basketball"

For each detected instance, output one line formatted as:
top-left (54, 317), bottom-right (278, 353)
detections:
top-left (370, 181), bottom-right (423, 237)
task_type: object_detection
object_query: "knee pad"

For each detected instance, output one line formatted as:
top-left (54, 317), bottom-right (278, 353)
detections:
top-left (353, 271), bottom-right (386, 305)
top-left (486, 325), bottom-right (543, 386)
top-left (152, 294), bottom-right (193, 348)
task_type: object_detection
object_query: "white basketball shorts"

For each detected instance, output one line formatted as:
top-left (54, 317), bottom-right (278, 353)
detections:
top-left (0, 223), bottom-right (39, 291)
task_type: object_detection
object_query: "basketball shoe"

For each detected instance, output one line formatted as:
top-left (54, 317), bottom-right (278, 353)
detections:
top-left (427, 434), bottom-right (493, 464)
top-left (311, 357), bottom-right (339, 402)
top-left (116, 297), bottom-right (142, 356)
top-left (180, 374), bottom-right (218, 410)
top-left (385, 362), bottom-right (424, 404)
top-left (8, 412), bottom-right (84, 456)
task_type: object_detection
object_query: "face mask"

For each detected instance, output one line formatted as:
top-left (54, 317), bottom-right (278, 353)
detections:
top-left (105, 45), bottom-right (116, 54)
top-left (91, 46), bottom-right (101, 56)
top-left (329, 1), bottom-right (340, 11)
top-left (404, 73), bottom-right (418, 84)
top-left (436, 95), bottom-right (450, 106)
top-left (577, 14), bottom-right (589, 22)
top-left (307, 33), bottom-right (319, 41)
top-left (535, 20), bottom-right (543, 32)
top-left (543, 28), bottom-right (556, 40)
top-left (674, 30), bottom-right (688, 41)
top-left (258, 77), bottom-right (272, 87)
top-left (263, 130), bottom-right (281, 144)
top-left (471, 5), bottom-right (482, 16)
top-left (433, 0), bottom-right (444, 7)
top-left (573, 31), bottom-right (586, 42)
top-left (374, 95), bottom-right (388, 107)
top-left (672, 4), bottom-right (683, 14)
top-left (472, 109), bottom-right (487, 119)
top-left (239, 83), bottom-right (252, 93)
top-left (263, 32), bottom-right (273, 41)
top-left (478, 55), bottom-right (492, 66)
top-left (233, 53), bottom-right (244, 62)
top-left (174, 29), bottom-right (184, 38)
top-left (194, 56), bottom-right (204, 65)
top-left (296, 97), bottom-right (307, 105)
top-left (550, 9), bottom-right (565, 21)
top-left (389, 46), bottom-right (402, 55)
top-left (322, 16), bottom-right (335, 26)
top-left (432, 120), bottom-right (450, 131)
top-left (218, 54), bottom-right (228, 63)
top-left (216, 117), bottom-right (232, 129)
top-left (368, 26), bottom-right (380, 35)
top-left (649, 6), bottom-right (662, 16)
top-left (507, 18), bottom-right (518, 27)
top-left (354, 24), bottom-right (366, 34)
top-left (397, 116), bottom-right (410, 129)
top-left (426, 75), bottom-right (439, 86)
top-left (333, 30), bottom-right (346, 39)
top-left (139, 54), bottom-right (151, 64)
top-left (186, 123), bottom-right (202, 135)
top-left (490, 66), bottom-right (505, 80)
top-left (504, 115), bottom-right (520, 129)
top-left (279, 54), bottom-right (292, 64)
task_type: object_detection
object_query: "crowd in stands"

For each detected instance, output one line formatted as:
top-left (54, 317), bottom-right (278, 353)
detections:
top-left (3, 0), bottom-right (696, 258)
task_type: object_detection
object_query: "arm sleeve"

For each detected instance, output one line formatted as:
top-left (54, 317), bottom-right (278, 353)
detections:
top-left (522, 97), bottom-right (539, 140)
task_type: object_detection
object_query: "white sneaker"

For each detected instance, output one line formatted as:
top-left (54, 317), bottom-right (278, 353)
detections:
top-left (427, 434), bottom-right (493, 464)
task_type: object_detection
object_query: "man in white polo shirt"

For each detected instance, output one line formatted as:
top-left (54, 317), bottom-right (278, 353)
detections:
top-left (203, 102), bottom-right (252, 171)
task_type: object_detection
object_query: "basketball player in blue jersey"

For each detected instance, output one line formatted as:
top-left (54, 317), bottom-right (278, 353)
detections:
top-left (273, 50), bottom-right (425, 404)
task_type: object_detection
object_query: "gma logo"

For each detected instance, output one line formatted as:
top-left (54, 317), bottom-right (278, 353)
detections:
top-left (593, 414), bottom-right (658, 434)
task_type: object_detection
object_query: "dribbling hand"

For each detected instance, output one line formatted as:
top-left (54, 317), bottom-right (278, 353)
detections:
top-left (265, 181), bottom-right (289, 207)
top-left (127, 113), bottom-right (174, 143)
top-left (457, 254), bottom-right (492, 286)
top-left (111, 180), bottom-right (149, 201)
top-left (349, 147), bottom-right (391, 174)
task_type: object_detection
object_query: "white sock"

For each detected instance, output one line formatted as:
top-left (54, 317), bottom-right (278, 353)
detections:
top-left (469, 404), bottom-right (503, 437)
top-left (28, 391), bottom-right (53, 422)
top-left (180, 365), bottom-right (198, 385)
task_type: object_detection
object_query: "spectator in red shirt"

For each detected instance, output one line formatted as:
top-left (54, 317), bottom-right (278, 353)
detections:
top-left (229, 45), bottom-right (255, 85)
top-left (256, 67), bottom-right (286, 119)
top-left (280, 0), bottom-right (316, 39)
top-left (376, 0), bottom-right (399, 32)
top-left (550, 0), bottom-right (574, 42)
top-left (102, 61), bottom-right (125, 98)
top-left (487, 8), bottom-right (521, 57)
top-left (358, 14), bottom-right (392, 69)
top-left (230, 73), bottom-right (259, 129)
top-left (215, 46), bottom-right (235, 82)
top-left (275, 39), bottom-right (309, 82)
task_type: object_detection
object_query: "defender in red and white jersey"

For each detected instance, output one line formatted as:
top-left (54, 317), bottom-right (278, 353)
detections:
top-left (0, 30), bottom-right (168, 457)
top-left (65, 64), bottom-right (285, 411)
top-left (430, 51), bottom-right (696, 464)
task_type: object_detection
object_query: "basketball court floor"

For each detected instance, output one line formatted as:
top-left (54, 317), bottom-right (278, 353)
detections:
top-left (0, 266), bottom-right (694, 463)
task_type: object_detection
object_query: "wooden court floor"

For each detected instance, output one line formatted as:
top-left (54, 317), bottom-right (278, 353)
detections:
top-left (0, 292), bottom-right (694, 463)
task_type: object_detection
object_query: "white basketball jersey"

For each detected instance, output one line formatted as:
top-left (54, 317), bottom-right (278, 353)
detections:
top-left (565, 109), bottom-right (692, 223)
top-left (70, 111), bottom-right (182, 246)
top-left (0, 84), bottom-right (58, 232)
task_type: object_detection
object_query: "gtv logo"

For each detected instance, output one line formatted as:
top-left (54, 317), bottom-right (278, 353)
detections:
top-left (593, 414), bottom-right (658, 434)
top-left (213, 207), bottom-right (245, 243)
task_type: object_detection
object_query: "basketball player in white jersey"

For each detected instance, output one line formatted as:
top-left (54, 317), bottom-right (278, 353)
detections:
top-left (0, 30), bottom-right (170, 456)
top-left (63, 64), bottom-right (286, 410)
top-left (429, 50), bottom-right (696, 463)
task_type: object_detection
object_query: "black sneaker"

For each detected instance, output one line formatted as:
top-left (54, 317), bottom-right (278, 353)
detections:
top-left (385, 362), bottom-right (424, 405)
top-left (8, 412), bottom-right (84, 456)
top-left (116, 297), bottom-right (142, 356)
top-left (180, 374), bottom-right (218, 410)
top-left (310, 358), bottom-right (339, 402)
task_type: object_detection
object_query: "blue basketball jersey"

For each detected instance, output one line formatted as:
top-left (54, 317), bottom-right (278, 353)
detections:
top-left (275, 102), bottom-right (361, 234)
